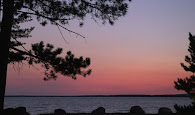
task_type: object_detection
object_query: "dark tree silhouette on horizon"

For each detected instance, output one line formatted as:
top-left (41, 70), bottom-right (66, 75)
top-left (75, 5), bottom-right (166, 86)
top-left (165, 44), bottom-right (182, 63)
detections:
top-left (174, 33), bottom-right (195, 111)
top-left (0, 0), bottom-right (131, 111)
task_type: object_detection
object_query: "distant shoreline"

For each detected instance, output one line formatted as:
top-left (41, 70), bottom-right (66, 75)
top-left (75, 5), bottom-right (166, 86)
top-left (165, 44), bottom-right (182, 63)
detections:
top-left (5, 94), bottom-right (189, 97)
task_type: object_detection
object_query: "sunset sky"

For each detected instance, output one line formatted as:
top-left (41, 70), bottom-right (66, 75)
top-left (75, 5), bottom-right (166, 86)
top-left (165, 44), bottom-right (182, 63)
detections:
top-left (5, 0), bottom-right (195, 96)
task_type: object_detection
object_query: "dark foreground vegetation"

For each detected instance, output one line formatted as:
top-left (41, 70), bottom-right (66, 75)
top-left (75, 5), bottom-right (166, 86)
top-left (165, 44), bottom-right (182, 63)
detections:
top-left (1, 106), bottom-right (195, 115)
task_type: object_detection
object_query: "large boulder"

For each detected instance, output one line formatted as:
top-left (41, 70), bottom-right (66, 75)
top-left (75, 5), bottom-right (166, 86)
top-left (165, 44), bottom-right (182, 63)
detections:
top-left (54, 109), bottom-right (66, 115)
top-left (130, 106), bottom-right (145, 114)
top-left (91, 107), bottom-right (105, 115)
top-left (158, 107), bottom-right (172, 114)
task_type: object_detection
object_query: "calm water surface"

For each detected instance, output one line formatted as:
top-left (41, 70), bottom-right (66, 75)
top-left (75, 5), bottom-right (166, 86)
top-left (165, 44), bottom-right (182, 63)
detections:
top-left (4, 97), bottom-right (192, 115)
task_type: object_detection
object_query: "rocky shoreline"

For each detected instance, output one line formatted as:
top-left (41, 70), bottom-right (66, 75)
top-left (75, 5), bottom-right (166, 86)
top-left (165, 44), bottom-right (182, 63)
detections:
top-left (1, 106), bottom-right (194, 115)
top-left (39, 106), bottom-right (174, 115)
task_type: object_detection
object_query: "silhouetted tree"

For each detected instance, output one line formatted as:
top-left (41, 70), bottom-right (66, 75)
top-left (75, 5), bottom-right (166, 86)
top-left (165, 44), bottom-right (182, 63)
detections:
top-left (174, 33), bottom-right (195, 112)
top-left (0, 0), bottom-right (131, 111)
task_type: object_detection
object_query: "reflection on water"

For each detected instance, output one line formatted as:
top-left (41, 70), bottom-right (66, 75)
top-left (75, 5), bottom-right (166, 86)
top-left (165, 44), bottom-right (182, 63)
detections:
top-left (5, 97), bottom-right (192, 115)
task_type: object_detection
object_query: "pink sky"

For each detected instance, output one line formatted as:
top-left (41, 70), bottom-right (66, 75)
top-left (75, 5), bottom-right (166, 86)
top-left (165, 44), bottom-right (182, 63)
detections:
top-left (5, 0), bottom-right (195, 95)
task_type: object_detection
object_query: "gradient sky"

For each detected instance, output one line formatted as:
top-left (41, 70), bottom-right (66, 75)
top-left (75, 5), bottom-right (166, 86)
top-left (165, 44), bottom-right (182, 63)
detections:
top-left (5, 0), bottom-right (195, 96)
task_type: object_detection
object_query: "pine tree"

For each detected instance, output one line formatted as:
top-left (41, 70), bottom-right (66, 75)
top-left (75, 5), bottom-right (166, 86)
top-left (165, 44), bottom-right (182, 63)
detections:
top-left (0, 0), bottom-right (131, 111)
top-left (174, 33), bottom-right (195, 112)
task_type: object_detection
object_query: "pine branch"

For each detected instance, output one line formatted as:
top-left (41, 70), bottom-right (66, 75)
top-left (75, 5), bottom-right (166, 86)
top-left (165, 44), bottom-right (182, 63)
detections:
top-left (19, 7), bottom-right (85, 38)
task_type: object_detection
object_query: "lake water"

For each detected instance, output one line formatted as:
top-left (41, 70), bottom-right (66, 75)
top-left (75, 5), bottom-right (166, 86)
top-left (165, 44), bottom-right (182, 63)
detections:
top-left (4, 96), bottom-right (192, 115)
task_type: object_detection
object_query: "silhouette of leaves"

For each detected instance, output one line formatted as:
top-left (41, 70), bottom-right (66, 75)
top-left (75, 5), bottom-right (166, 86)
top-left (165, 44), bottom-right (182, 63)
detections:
top-left (10, 41), bottom-right (91, 80)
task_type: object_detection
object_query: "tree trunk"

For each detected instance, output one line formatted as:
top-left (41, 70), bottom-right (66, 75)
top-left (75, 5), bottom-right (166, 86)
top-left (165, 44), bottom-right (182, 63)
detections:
top-left (0, 0), bottom-right (14, 111)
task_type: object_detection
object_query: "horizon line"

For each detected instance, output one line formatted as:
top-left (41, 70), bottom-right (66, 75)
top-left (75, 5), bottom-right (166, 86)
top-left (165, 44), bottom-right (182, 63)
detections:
top-left (5, 94), bottom-right (189, 97)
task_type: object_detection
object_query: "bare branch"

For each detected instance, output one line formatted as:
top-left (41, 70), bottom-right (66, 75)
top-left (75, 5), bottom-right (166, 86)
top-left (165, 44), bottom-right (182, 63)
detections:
top-left (55, 22), bottom-right (85, 38)
top-left (56, 24), bottom-right (69, 44)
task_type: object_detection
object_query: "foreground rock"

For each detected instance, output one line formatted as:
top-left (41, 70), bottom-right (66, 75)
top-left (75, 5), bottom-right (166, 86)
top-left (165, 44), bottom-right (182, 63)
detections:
top-left (1, 107), bottom-right (29, 115)
top-left (15, 107), bottom-right (27, 114)
top-left (91, 107), bottom-right (105, 114)
top-left (54, 109), bottom-right (66, 115)
top-left (130, 106), bottom-right (145, 114)
top-left (1, 108), bottom-right (15, 115)
top-left (158, 107), bottom-right (172, 114)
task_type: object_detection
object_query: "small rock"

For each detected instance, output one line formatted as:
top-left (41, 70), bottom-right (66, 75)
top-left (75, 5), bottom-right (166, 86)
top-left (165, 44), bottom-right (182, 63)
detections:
top-left (54, 109), bottom-right (66, 115)
top-left (92, 107), bottom-right (105, 114)
top-left (158, 107), bottom-right (172, 114)
top-left (130, 106), bottom-right (145, 114)
top-left (15, 107), bottom-right (28, 115)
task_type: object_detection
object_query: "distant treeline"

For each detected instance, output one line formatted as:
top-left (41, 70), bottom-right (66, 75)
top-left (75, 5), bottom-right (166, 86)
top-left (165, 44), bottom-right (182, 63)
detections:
top-left (5, 94), bottom-right (189, 97)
